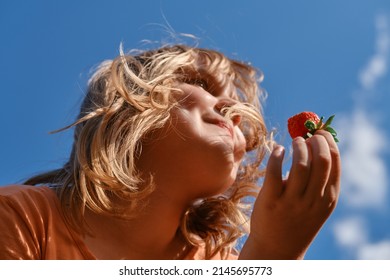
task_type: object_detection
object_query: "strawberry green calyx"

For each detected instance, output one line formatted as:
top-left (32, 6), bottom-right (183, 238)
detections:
top-left (304, 115), bottom-right (339, 142)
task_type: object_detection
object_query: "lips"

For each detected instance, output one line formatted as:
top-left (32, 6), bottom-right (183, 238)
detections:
top-left (216, 121), bottom-right (234, 138)
top-left (203, 115), bottom-right (235, 138)
top-left (209, 118), bottom-right (246, 161)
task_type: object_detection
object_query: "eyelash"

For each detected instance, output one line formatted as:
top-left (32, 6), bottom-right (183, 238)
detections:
top-left (188, 78), bottom-right (209, 90)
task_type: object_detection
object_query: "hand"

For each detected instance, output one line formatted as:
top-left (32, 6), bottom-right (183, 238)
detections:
top-left (239, 130), bottom-right (341, 259)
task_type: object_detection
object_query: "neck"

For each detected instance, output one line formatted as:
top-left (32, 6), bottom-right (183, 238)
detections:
top-left (84, 187), bottom-right (191, 260)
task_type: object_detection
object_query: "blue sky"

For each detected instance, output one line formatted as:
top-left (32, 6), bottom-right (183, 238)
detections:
top-left (1, 0), bottom-right (389, 260)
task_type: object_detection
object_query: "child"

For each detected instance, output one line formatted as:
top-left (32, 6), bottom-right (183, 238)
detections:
top-left (0, 45), bottom-right (341, 259)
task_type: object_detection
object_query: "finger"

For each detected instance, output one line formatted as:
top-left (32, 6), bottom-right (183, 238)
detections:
top-left (261, 145), bottom-right (285, 199)
top-left (304, 134), bottom-right (332, 200)
top-left (315, 130), bottom-right (341, 204)
top-left (285, 137), bottom-right (311, 197)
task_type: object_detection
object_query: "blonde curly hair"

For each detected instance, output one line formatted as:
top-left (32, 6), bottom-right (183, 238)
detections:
top-left (25, 44), bottom-right (270, 259)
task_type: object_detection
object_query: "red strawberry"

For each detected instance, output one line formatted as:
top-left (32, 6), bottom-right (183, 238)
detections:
top-left (287, 111), bottom-right (339, 142)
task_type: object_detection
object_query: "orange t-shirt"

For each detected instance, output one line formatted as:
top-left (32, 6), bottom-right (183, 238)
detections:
top-left (0, 185), bottom-right (95, 259)
top-left (0, 185), bottom-right (237, 260)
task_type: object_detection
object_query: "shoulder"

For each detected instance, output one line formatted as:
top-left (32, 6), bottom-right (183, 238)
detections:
top-left (0, 184), bottom-right (56, 197)
top-left (0, 184), bottom-right (59, 213)
top-left (0, 184), bottom-right (60, 224)
top-left (0, 184), bottom-right (94, 260)
top-left (0, 185), bottom-right (61, 259)
top-left (0, 184), bottom-right (63, 235)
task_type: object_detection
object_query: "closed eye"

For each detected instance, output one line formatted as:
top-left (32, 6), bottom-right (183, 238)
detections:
top-left (187, 78), bottom-right (209, 90)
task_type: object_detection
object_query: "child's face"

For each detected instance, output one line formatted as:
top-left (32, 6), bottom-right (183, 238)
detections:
top-left (137, 77), bottom-right (247, 201)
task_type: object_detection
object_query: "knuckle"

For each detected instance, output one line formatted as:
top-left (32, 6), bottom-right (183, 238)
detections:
top-left (325, 185), bottom-right (340, 203)
top-left (311, 134), bottom-right (328, 146)
top-left (330, 146), bottom-right (341, 160)
top-left (315, 129), bottom-right (330, 137)
top-left (295, 160), bottom-right (310, 172)
top-left (315, 152), bottom-right (331, 167)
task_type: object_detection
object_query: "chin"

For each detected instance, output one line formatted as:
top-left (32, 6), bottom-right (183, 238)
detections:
top-left (201, 163), bottom-right (239, 198)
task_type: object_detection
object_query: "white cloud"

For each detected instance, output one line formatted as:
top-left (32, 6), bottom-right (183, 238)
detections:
top-left (337, 13), bottom-right (389, 209)
top-left (333, 217), bottom-right (390, 259)
top-left (337, 109), bottom-right (388, 208)
top-left (332, 13), bottom-right (390, 260)
top-left (359, 55), bottom-right (387, 89)
top-left (358, 241), bottom-right (390, 259)
top-left (359, 14), bottom-right (390, 90)
top-left (333, 216), bottom-right (368, 248)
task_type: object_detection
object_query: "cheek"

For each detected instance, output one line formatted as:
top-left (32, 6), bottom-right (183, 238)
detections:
top-left (170, 109), bottom-right (204, 142)
top-left (232, 128), bottom-right (247, 160)
top-left (170, 107), bottom-right (244, 166)
top-left (173, 112), bottom-right (237, 170)
top-left (139, 117), bottom-right (243, 199)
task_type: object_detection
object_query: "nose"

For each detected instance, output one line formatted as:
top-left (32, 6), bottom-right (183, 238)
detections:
top-left (214, 98), bottom-right (242, 126)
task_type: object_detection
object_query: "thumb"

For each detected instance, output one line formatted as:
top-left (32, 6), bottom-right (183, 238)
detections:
top-left (261, 145), bottom-right (285, 199)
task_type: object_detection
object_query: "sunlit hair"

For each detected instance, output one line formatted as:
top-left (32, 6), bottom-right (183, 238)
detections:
top-left (25, 44), bottom-right (272, 259)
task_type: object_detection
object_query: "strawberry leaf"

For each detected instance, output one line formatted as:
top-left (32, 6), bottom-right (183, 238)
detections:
top-left (325, 126), bottom-right (337, 136)
top-left (323, 127), bottom-right (339, 142)
top-left (324, 115), bottom-right (335, 128)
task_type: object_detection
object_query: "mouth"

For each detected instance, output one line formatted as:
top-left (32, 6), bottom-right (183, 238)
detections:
top-left (213, 119), bottom-right (246, 161)
top-left (216, 121), bottom-right (234, 138)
